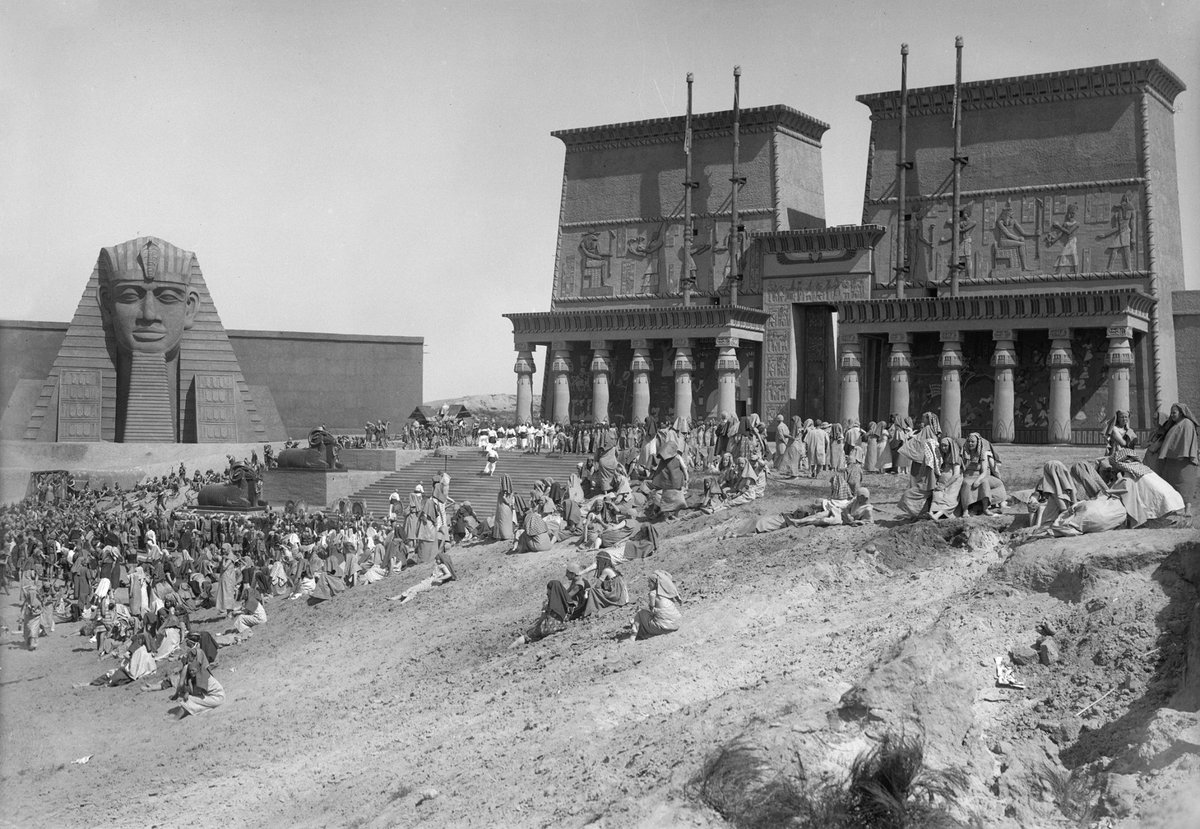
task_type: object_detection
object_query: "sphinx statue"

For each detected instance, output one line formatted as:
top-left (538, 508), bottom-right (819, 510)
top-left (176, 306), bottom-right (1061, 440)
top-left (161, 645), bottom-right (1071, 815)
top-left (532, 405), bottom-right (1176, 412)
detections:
top-left (97, 237), bottom-right (201, 442)
top-left (275, 428), bottom-right (345, 470)
top-left (198, 462), bottom-right (266, 510)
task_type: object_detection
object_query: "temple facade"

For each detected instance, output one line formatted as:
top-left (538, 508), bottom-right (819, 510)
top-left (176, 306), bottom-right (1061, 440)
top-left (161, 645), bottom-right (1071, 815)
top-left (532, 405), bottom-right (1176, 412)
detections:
top-left (506, 59), bottom-right (1197, 443)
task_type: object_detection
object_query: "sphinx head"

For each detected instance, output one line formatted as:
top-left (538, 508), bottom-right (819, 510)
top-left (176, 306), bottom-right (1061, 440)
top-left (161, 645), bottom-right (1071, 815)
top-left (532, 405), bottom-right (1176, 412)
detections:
top-left (97, 237), bottom-right (200, 356)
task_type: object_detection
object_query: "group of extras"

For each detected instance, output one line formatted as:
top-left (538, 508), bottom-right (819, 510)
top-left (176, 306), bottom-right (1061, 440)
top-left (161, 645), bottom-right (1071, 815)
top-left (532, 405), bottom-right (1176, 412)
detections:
top-left (6, 404), bottom-right (1195, 716)
top-left (746, 405), bottom-right (1196, 535)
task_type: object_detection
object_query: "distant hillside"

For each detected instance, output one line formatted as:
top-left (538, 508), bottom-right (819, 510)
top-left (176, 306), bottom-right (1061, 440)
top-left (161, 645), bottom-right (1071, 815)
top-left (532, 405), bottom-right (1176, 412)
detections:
top-left (423, 393), bottom-right (541, 422)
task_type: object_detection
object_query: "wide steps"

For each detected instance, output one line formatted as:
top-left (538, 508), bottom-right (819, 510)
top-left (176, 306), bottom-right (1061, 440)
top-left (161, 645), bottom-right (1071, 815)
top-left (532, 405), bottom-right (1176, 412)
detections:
top-left (349, 451), bottom-right (585, 516)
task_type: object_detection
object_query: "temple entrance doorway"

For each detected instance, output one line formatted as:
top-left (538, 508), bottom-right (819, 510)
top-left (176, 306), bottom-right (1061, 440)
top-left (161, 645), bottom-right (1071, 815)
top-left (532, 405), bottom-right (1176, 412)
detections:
top-left (793, 304), bottom-right (837, 423)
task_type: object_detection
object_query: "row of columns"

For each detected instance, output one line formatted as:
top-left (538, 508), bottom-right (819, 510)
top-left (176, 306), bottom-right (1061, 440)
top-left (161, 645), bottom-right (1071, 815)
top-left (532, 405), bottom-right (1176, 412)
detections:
top-left (839, 326), bottom-right (1136, 444)
top-left (514, 337), bottom-right (742, 425)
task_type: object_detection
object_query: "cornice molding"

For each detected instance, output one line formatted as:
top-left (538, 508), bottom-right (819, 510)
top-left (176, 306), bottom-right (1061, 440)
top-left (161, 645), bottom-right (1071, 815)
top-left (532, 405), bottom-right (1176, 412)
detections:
top-left (553, 104), bottom-right (830, 150)
top-left (835, 289), bottom-right (1156, 326)
top-left (865, 178), bottom-right (1145, 206)
top-left (754, 224), bottom-right (887, 254)
top-left (560, 208), bottom-right (773, 231)
top-left (857, 59), bottom-right (1186, 120)
top-left (504, 305), bottom-right (772, 339)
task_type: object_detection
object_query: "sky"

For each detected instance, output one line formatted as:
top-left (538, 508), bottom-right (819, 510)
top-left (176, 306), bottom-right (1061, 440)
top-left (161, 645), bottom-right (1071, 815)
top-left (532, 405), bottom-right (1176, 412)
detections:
top-left (3, 0), bottom-right (1198, 401)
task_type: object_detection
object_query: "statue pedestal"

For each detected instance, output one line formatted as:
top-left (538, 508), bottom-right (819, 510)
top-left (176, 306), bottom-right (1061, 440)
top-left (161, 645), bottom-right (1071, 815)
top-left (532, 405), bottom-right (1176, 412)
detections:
top-left (336, 448), bottom-right (397, 471)
top-left (263, 469), bottom-right (351, 509)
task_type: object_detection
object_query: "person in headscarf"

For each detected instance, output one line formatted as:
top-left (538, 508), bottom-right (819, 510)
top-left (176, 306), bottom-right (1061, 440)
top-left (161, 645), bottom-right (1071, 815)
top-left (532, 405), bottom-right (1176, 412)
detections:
top-left (19, 569), bottom-right (44, 650)
top-left (388, 549), bottom-right (456, 603)
top-left (802, 419), bottom-right (829, 477)
top-left (592, 431), bottom-right (621, 494)
top-left (631, 570), bottom-right (683, 640)
top-left (1147, 403), bottom-right (1199, 508)
top-left (716, 413), bottom-right (737, 456)
top-left (1031, 460), bottom-right (1127, 537)
top-left (928, 436), bottom-right (964, 520)
top-left (960, 432), bottom-right (1006, 516)
top-left (829, 422), bottom-right (847, 472)
top-left (897, 425), bottom-right (941, 519)
top-left (772, 415), bottom-right (791, 469)
top-left (885, 414), bottom-right (912, 475)
top-left (511, 508), bottom-right (553, 554)
top-left (451, 501), bottom-right (479, 544)
top-left (736, 414), bottom-right (766, 461)
top-left (414, 495), bottom-right (444, 563)
top-left (232, 583), bottom-right (267, 636)
top-left (214, 544), bottom-right (239, 618)
top-left (1029, 460), bottom-right (1077, 527)
top-left (492, 475), bottom-right (516, 541)
top-left (172, 642), bottom-right (225, 719)
top-left (647, 441), bottom-right (689, 515)
top-left (1106, 410), bottom-right (1138, 456)
top-left (777, 415), bottom-right (806, 478)
top-left (844, 419), bottom-right (866, 464)
top-left (1105, 448), bottom-right (1187, 528)
top-left (864, 420), bottom-right (886, 473)
top-left (400, 485), bottom-right (424, 555)
top-left (510, 580), bottom-right (574, 646)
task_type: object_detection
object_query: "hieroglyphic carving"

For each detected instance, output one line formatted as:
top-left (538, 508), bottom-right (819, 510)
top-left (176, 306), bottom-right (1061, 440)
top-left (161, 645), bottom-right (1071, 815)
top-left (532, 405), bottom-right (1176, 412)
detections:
top-left (193, 374), bottom-right (238, 443)
top-left (57, 369), bottom-right (102, 441)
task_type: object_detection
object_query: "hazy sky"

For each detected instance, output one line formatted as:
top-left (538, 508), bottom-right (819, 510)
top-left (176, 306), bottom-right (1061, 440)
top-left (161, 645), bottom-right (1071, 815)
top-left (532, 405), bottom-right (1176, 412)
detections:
top-left (3, 0), bottom-right (1198, 401)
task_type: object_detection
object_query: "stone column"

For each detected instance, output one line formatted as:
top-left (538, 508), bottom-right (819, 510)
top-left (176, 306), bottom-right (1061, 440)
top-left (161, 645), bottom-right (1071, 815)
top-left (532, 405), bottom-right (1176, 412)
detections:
top-left (513, 347), bottom-right (536, 425)
top-left (839, 332), bottom-right (862, 426)
top-left (672, 338), bottom-right (695, 426)
top-left (630, 340), bottom-right (652, 425)
top-left (590, 340), bottom-right (611, 424)
top-left (887, 332), bottom-right (912, 422)
top-left (1106, 325), bottom-right (1134, 417)
top-left (1048, 328), bottom-right (1074, 444)
top-left (991, 331), bottom-right (1017, 443)
top-left (549, 343), bottom-right (572, 426)
top-left (715, 335), bottom-right (740, 418)
top-left (939, 331), bottom-right (963, 439)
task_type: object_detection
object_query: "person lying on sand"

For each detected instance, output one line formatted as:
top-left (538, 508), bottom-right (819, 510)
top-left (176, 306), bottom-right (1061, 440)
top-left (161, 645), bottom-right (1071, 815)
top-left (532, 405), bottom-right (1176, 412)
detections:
top-left (387, 551), bottom-right (456, 604)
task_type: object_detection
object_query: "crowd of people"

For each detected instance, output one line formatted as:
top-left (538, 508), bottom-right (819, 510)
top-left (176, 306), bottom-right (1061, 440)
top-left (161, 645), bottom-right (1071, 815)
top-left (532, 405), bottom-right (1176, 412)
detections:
top-left (5, 402), bottom-right (1194, 719)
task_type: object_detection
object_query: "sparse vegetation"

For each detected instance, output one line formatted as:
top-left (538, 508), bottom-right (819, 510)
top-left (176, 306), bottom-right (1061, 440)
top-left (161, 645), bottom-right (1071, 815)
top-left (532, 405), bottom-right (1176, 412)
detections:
top-left (1034, 764), bottom-right (1102, 827)
top-left (691, 733), bottom-right (973, 829)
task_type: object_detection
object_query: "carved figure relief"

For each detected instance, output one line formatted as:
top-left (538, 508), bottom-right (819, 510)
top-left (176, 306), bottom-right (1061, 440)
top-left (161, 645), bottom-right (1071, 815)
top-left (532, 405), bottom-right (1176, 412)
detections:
top-left (938, 203), bottom-right (977, 280)
top-left (579, 229), bottom-right (615, 294)
top-left (1096, 193), bottom-right (1136, 271)
top-left (1043, 202), bottom-right (1080, 274)
top-left (991, 201), bottom-right (1030, 271)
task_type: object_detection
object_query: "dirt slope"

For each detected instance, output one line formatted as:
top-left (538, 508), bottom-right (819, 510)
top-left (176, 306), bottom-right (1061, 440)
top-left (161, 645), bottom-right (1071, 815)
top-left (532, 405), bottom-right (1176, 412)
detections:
top-left (2, 446), bottom-right (1197, 829)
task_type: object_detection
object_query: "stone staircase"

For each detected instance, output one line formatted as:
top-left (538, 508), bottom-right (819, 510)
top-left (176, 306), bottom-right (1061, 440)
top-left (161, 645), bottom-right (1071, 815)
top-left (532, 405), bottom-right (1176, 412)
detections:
top-left (349, 450), bottom-right (585, 515)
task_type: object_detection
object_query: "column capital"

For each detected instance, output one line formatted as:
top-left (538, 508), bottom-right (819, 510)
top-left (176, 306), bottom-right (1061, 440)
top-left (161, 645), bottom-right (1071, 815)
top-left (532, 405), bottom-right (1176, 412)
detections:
top-left (631, 349), bottom-right (653, 372)
top-left (1106, 325), bottom-right (1133, 340)
top-left (590, 351), bottom-right (612, 373)
top-left (673, 347), bottom-right (696, 373)
top-left (841, 350), bottom-right (862, 370)
top-left (991, 339), bottom-right (1017, 368)
top-left (715, 335), bottom-right (740, 348)
top-left (513, 350), bottom-right (536, 375)
top-left (938, 336), bottom-right (964, 369)
top-left (1048, 338), bottom-right (1074, 368)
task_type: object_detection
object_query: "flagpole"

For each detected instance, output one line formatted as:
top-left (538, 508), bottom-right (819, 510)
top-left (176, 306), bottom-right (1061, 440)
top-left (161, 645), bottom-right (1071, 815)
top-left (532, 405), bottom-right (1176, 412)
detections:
top-left (683, 72), bottom-right (696, 307)
top-left (950, 35), bottom-right (965, 297)
top-left (896, 44), bottom-right (909, 300)
top-left (729, 65), bottom-right (743, 307)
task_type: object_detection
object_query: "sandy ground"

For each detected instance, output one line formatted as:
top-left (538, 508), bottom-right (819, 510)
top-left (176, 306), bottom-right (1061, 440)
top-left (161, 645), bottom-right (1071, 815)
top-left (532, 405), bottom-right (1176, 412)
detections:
top-left (1, 446), bottom-right (1198, 828)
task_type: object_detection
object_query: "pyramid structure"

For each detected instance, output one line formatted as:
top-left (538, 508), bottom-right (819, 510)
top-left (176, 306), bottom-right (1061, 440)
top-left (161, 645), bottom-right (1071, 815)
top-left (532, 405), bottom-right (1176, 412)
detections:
top-left (24, 244), bottom-right (272, 443)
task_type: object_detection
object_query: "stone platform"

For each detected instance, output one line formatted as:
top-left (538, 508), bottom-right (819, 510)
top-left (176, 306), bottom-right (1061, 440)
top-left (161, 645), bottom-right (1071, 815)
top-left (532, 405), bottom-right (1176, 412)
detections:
top-left (262, 468), bottom-right (351, 509)
top-left (337, 448), bottom-right (397, 471)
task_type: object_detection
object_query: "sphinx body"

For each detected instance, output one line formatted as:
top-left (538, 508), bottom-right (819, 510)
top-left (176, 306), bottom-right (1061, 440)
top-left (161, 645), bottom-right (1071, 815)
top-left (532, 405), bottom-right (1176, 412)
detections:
top-left (198, 463), bottom-right (265, 509)
top-left (276, 428), bottom-right (345, 470)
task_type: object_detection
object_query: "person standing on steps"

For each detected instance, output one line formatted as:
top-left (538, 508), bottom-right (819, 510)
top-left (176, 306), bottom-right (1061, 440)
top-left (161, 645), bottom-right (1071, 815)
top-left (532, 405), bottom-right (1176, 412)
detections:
top-left (482, 443), bottom-right (499, 476)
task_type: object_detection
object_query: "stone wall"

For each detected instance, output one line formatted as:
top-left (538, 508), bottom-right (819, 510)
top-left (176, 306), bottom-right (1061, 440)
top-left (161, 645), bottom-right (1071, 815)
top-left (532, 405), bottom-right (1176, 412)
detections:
top-left (0, 321), bottom-right (423, 441)
top-left (227, 329), bottom-right (423, 439)
top-left (1173, 290), bottom-right (1200, 410)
